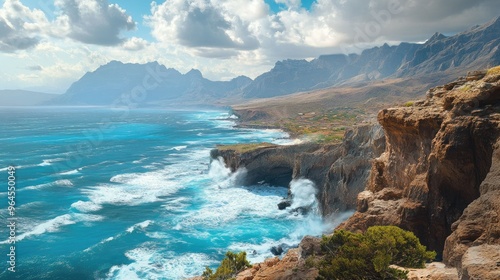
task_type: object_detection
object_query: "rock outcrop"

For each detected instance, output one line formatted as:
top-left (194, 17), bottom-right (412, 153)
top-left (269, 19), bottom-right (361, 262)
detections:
top-left (211, 124), bottom-right (385, 215)
top-left (339, 68), bottom-right (500, 277)
top-left (235, 236), bottom-right (321, 280)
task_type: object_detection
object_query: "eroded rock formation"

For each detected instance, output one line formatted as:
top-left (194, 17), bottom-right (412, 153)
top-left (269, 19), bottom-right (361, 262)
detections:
top-left (210, 124), bottom-right (385, 215)
top-left (339, 69), bottom-right (500, 278)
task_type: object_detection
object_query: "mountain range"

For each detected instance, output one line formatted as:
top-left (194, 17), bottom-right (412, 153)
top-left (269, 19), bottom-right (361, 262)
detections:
top-left (38, 16), bottom-right (500, 106)
top-left (0, 90), bottom-right (57, 106)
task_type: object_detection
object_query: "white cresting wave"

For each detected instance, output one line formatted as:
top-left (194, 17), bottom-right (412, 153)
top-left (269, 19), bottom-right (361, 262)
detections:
top-left (0, 213), bottom-right (103, 244)
top-left (24, 179), bottom-right (74, 191)
top-left (107, 248), bottom-right (214, 280)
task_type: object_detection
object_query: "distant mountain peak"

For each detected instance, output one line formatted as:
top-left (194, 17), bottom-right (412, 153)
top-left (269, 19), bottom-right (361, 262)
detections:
top-left (242, 16), bottom-right (500, 98)
top-left (186, 69), bottom-right (203, 78)
top-left (426, 32), bottom-right (447, 44)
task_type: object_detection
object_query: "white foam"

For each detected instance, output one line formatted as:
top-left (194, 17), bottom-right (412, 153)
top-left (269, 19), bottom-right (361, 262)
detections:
top-left (84, 235), bottom-right (117, 252)
top-left (106, 248), bottom-right (214, 280)
top-left (15, 214), bottom-right (75, 241)
top-left (24, 179), bottom-right (74, 191)
top-left (0, 212), bottom-right (101, 243)
top-left (170, 145), bottom-right (187, 151)
top-left (175, 159), bottom-right (288, 228)
top-left (59, 169), bottom-right (79, 175)
top-left (71, 200), bottom-right (103, 212)
top-left (162, 197), bottom-right (190, 211)
top-left (132, 158), bottom-right (146, 164)
top-left (38, 158), bottom-right (64, 166)
top-left (82, 169), bottom-right (183, 207)
top-left (38, 160), bottom-right (52, 166)
top-left (177, 188), bottom-right (280, 227)
top-left (126, 220), bottom-right (153, 233)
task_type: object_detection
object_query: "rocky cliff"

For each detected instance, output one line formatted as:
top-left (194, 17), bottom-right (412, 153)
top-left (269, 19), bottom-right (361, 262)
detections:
top-left (225, 67), bottom-right (500, 280)
top-left (339, 68), bottom-right (500, 278)
top-left (210, 124), bottom-right (385, 216)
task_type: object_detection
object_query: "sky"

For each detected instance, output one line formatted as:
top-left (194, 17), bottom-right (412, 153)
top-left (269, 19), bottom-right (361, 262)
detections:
top-left (0, 0), bottom-right (499, 93)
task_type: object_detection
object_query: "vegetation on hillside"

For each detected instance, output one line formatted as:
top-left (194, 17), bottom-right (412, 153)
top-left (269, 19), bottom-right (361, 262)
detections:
top-left (315, 226), bottom-right (436, 280)
top-left (202, 251), bottom-right (251, 280)
top-left (216, 142), bottom-right (277, 153)
top-left (273, 107), bottom-right (366, 143)
top-left (486, 65), bottom-right (500, 76)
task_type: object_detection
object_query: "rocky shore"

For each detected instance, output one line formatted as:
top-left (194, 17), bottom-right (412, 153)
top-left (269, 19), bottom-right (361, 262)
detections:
top-left (205, 67), bottom-right (500, 279)
top-left (211, 124), bottom-right (385, 216)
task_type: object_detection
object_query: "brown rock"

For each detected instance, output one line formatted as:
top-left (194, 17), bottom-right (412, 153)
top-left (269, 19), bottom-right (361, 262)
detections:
top-left (466, 70), bottom-right (487, 81)
top-left (407, 262), bottom-right (459, 280)
top-left (250, 249), bottom-right (318, 280)
top-left (236, 268), bottom-right (255, 280)
top-left (340, 70), bottom-right (500, 259)
top-left (459, 245), bottom-right (500, 280)
top-left (297, 235), bottom-right (322, 259)
top-left (264, 257), bottom-right (279, 267)
top-left (443, 139), bottom-right (500, 271)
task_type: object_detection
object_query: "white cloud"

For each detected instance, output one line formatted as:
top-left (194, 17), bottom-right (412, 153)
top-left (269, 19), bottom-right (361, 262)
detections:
top-left (122, 37), bottom-right (149, 51)
top-left (0, 0), bottom-right (137, 53)
top-left (146, 0), bottom-right (261, 53)
top-left (0, 0), bottom-right (50, 52)
top-left (1, 0), bottom-right (500, 92)
top-left (54, 0), bottom-right (136, 45)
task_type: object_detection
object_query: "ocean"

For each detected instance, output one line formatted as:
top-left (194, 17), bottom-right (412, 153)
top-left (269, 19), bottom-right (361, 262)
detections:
top-left (0, 107), bottom-right (345, 280)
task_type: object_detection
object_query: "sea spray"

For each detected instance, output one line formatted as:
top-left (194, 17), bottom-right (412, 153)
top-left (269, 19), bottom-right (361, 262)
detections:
top-left (289, 178), bottom-right (319, 213)
top-left (208, 156), bottom-right (247, 188)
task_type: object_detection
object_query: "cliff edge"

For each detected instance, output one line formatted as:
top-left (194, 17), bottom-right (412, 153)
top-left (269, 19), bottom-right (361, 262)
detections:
top-left (339, 67), bottom-right (500, 279)
top-left (211, 124), bottom-right (385, 216)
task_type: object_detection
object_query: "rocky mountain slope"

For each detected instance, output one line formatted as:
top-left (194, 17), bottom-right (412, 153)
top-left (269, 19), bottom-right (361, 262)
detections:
top-left (49, 17), bottom-right (499, 107)
top-left (49, 61), bottom-right (251, 106)
top-left (242, 17), bottom-right (500, 98)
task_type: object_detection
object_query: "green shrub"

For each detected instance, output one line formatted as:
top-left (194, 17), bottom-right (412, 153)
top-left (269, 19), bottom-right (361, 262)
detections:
top-left (317, 226), bottom-right (436, 280)
top-left (203, 251), bottom-right (251, 280)
top-left (403, 101), bottom-right (414, 107)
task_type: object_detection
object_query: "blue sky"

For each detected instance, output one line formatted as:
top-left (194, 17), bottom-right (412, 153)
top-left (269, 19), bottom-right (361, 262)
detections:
top-left (1, 0), bottom-right (499, 93)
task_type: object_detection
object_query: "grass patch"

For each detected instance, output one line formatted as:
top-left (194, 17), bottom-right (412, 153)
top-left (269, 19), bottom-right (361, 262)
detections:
top-left (403, 101), bottom-right (414, 107)
top-left (460, 84), bottom-right (472, 92)
top-left (487, 65), bottom-right (500, 76)
top-left (216, 142), bottom-right (276, 153)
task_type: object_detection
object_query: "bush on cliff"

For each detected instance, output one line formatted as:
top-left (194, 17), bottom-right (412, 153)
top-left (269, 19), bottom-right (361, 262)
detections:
top-left (202, 251), bottom-right (251, 280)
top-left (317, 226), bottom-right (436, 280)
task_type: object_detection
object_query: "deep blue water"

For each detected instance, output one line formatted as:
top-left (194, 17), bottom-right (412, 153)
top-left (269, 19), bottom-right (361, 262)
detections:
top-left (0, 107), bottom-right (337, 280)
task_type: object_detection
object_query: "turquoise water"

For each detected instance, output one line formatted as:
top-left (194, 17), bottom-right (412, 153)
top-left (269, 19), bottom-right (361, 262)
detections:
top-left (0, 107), bottom-right (334, 280)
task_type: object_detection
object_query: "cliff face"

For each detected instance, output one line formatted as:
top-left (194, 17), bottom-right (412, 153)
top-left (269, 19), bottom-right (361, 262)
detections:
top-left (211, 124), bottom-right (385, 215)
top-left (339, 69), bottom-right (500, 277)
top-left (443, 138), bottom-right (500, 279)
